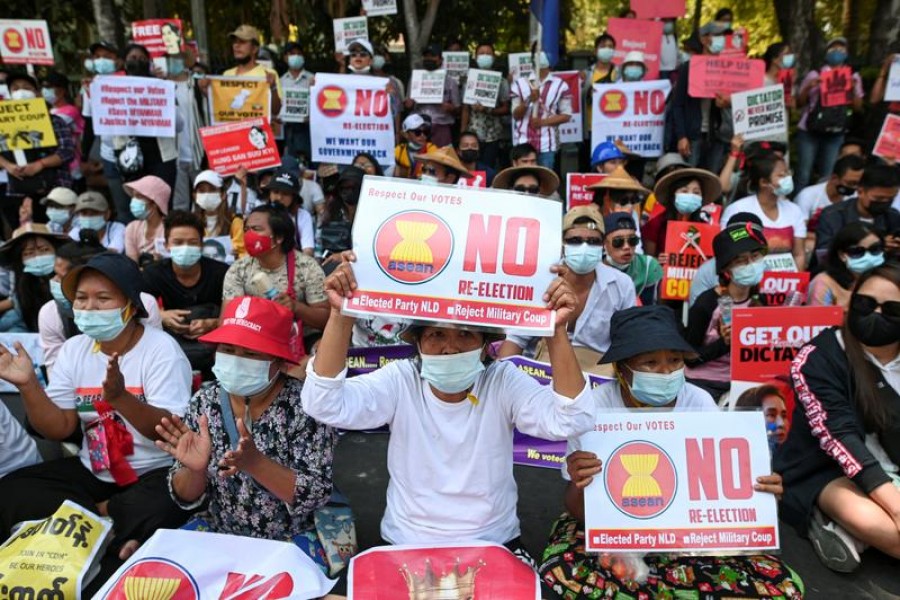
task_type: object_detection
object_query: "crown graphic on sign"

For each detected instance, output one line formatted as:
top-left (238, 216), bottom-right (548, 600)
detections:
top-left (390, 221), bottom-right (438, 265)
top-left (123, 577), bottom-right (180, 600)
top-left (399, 558), bottom-right (484, 600)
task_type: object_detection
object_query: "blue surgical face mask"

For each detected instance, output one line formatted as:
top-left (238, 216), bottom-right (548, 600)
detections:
top-left (130, 199), bottom-right (150, 220)
top-left (781, 53), bottom-right (795, 69)
top-left (78, 215), bottom-right (106, 231)
top-left (41, 88), bottom-right (57, 105)
top-left (846, 251), bottom-right (885, 275)
top-left (731, 258), bottom-right (766, 286)
top-left (93, 57), bottom-right (116, 75)
top-left (287, 54), bottom-right (305, 70)
top-left (168, 58), bottom-right (185, 77)
top-left (74, 307), bottom-right (130, 342)
top-left (372, 55), bottom-right (387, 70)
top-left (623, 66), bottom-right (644, 81)
top-left (22, 253), bottom-right (56, 276)
top-left (773, 175), bottom-right (794, 197)
top-left (825, 50), bottom-right (847, 66)
top-left (476, 54), bottom-right (494, 69)
top-left (46, 208), bottom-right (71, 225)
top-left (83, 58), bottom-right (95, 73)
top-left (419, 347), bottom-right (485, 394)
top-left (596, 47), bottom-right (615, 63)
top-left (170, 245), bottom-right (202, 267)
top-left (627, 367), bottom-right (685, 406)
top-left (564, 243), bottom-right (602, 274)
top-left (710, 36), bottom-right (726, 54)
top-left (49, 279), bottom-right (70, 309)
top-left (674, 192), bottom-right (702, 215)
top-left (213, 351), bottom-right (277, 397)
top-left (663, 22), bottom-right (675, 34)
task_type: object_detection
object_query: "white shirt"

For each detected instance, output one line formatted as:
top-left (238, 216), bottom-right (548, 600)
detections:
top-left (794, 182), bottom-right (834, 224)
top-left (174, 79), bottom-right (194, 163)
top-left (510, 73), bottom-right (572, 153)
top-left (301, 357), bottom-right (594, 545)
top-left (47, 327), bottom-right (191, 482)
top-left (0, 401), bottom-right (41, 478)
top-left (660, 34), bottom-right (679, 72)
top-left (68, 221), bottom-right (127, 253)
top-left (299, 179), bottom-right (325, 217)
top-left (293, 208), bottom-right (315, 252)
top-left (723, 195), bottom-right (807, 238)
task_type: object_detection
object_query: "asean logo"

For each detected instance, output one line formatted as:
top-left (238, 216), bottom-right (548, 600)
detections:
top-left (599, 89), bottom-right (628, 119)
top-left (2, 29), bottom-right (23, 53)
top-left (105, 558), bottom-right (199, 600)
top-left (374, 211), bottom-right (453, 285)
top-left (317, 86), bottom-right (347, 117)
top-left (605, 441), bottom-right (677, 519)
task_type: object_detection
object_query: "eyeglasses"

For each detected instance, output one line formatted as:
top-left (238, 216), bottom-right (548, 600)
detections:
top-left (422, 165), bottom-right (438, 176)
top-left (564, 236), bottom-right (603, 246)
top-left (513, 185), bottom-right (541, 194)
top-left (609, 235), bottom-right (641, 249)
top-left (851, 294), bottom-right (900, 320)
top-left (409, 128), bottom-right (428, 137)
top-left (845, 242), bottom-right (884, 259)
top-left (349, 51), bottom-right (370, 58)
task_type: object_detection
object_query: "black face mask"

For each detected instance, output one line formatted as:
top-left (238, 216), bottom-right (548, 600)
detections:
top-left (125, 59), bottom-right (150, 76)
top-left (459, 149), bottom-right (479, 164)
top-left (339, 186), bottom-right (360, 206)
top-left (423, 60), bottom-right (439, 71)
top-left (867, 201), bottom-right (891, 216)
top-left (848, 309), bottom-right (900, 347)
top-left (835, 184), bottom-right (856, 197)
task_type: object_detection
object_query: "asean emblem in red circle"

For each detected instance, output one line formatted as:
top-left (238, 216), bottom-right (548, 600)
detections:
top-left (3, 29), bottom-right (23, 53)
top-left (605, 440), bottom-right (677, 519)
top-left (374, 211), bottom-right (453, 285)
top-left (317, 86), bottom-right (348, 118)
top-left (105, 558), bottom-right (199, 600)
top-left (599, 89), bottom-right (628, 119)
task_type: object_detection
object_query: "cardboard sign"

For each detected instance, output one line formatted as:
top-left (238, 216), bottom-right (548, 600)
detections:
top-left (409, 69), bottom-right (446, 104)
top-left (333, 16), bottom-right (368, 54)
top-left (457, 170), bottom-right (487, 188)
top-left (463, 69), bottom-right (502, 107)
top-left (0, 19), bottom-right (54, 65)
top-left (442, 51), bottom-right (470, 79)
top-left (0, 98), bottom-right (58, 151)
top-left (886, 58), bottom-right (900, 102)
top-left (0, 501), bottom-right (112, 600)
top-left (508, 53), bottom-right (534, 81)
top-left (873, 113), bottom-right (900, 160)
top-left (606, 18), bottom-right (663, 80)
top-left (131, 19), bottom-right (183, 58)
top-left (362, 0), bottom-right (398, 16)
top-left (820, 67), bottom-right (853, 107)
top-left (207, 75), bottom-right (271, 125)
top-left (582, 411), bottom-right (779, 553)
top-left (556, 70), bottom-right (584, 144)
top-left (89, 76), bottom-right (176, 137)
top-left (630, 0), bottom-right (685, 18)
top-left (660, 221), bottom-right (718, 301)
top-left (94, 529), bottom-right (335, 599)
top-left (566, 173), bottom-right (605, 211)
top-left (310, 73), bottom-right (396, 168)
top-left (688, 55), bottom-right (766, 99)
top-left (759, 271), bottom-right (810, 306)
top-left (282, 80), bottom-right (310, 123)
top-left (591, 79), bottom-right (671, 157)
top-left (344, 176), bottom-right (562, 335)
top-left (731, 84), bottom-right (788, 142)
top-left (349, 543), bottom-right (539, 599)
top-left (200, 118), bottom-right (280, 176)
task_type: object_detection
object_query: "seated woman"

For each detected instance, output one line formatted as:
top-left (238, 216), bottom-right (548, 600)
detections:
top-left (0, 224), bottom-right (68, 333)
top-left (602, 212), bottom-right (662, 305)
top-left (301, 253), bottom-right (593, 558)
top-left (542, 305), bottom-right (802, 599)
top-left (0, 253), bottom-right (191, 559)
top-left (777, 263), bottom-right (900, 573)
top-left (642, 166), bottom-right (723, 257)
top-left (123, 175), bottom-right (169, 264)
top-left (193, 169), bottom-right (245, 260)
top-left (68, 192), bottom-right (126, 253)
top-left (156, 296), bottom-right (336, 567)
top-left (808, 222), bottom-right (884, 310)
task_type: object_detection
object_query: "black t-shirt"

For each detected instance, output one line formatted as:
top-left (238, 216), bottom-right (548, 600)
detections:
top-left (142, 257), bottom-right (229, 313)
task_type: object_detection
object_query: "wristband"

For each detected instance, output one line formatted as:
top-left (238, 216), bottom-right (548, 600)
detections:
top-left (729, 151), bottom-right (741, 158)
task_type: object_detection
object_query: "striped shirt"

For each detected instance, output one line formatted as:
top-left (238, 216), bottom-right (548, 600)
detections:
top-left (510, 73), bottom-right (572, 153)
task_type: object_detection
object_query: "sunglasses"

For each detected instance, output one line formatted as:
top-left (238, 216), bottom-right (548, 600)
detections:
top-left (422, 165), bottom-right (438, 176)
top-left (612, 194), bottom-right (641, 207)
top-left (851, 294), bottom-right (900, 320)
top-left (845, 242), bottom-right (883, 259)
top-left (409, 128), bottom-right (429, 137)
top-left (349, 51), bottom-right (370, 58)
top-left (564, 236), bottom-right (603, 246)
top-left (514, 185), bottom-right (541, 194)
top-left (609, 235), bottom-right (641, 249)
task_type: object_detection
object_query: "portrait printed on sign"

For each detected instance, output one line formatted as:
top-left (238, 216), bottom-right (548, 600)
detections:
top-left (248, 125), bottom-right (269, 150)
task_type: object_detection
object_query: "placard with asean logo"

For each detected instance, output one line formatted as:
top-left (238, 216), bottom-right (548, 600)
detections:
top-left (344, 176), bottom-right (562, 335)
top-left (0, 20), bottom-right (53, 65)
top-left (582, 411), bottom-right (778, 554)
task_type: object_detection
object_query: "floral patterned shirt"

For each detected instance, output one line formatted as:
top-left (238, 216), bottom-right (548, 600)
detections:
top-left (167, 377), bottom-right (337, 540)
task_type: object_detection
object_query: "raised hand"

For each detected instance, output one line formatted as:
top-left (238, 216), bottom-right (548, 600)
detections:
top-left (155, 414), bottom-right (212, 473)
top-left (102, 353), bottom-right (126, 404)
top-left (545, 265), bottom-right (577, 328)
top-left (323, 251), bottom-right (358, 311)
top-left (218, 417), bottom-right (262, 477)
top-left (0, 342), bottom-right (37, 388)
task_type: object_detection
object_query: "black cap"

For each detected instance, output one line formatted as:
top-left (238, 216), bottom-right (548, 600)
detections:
top-left (89, 40), bottom-right (119, 55)
top-left (601, 306), bottom-right (698, 364)
top-left (6, 72), bottom-right (38, 91)
top-left (713, 222), bottom-right (768, 274)
top-left (266, 169), bottom-right (299, 194)
top-left (338, 165), bottom-right (367, 185)
top-left (42, 72), bottom-right (69, 89)
top-left (283, 42), bottom-right (302, 55)
top-left (423, 43), bottom-right (441, 56)
top-left (604, 212), bottom-right (637, 235)
top-left (62, 253), bottom-right (149, 318)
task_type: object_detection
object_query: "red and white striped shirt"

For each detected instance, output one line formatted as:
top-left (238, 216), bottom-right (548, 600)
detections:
top-left (510, 73), bottom-right (573, 153)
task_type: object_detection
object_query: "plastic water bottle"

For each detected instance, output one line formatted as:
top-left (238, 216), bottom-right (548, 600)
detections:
top-left (717, 294), bottom-right (733, 326)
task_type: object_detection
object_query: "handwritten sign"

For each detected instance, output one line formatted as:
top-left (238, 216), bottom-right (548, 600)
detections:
top-left (0, 98), bottom-right (57, 150)
top-left (606, 18), bottom-right (663, 80)
top-left (462, 69), bottom-right (502, 107)
top-left (732, 84), bottom-right (788, 142)
top-left (442, 52), bottom-right (470, 79)
top-left (207, 75), bottom-right (271, 125)
top-left (660, 221), bottom-right (718, 301)
top-left (820, 67), bottom-right (853, 107)
top-left (410, 69), bottom-right (446, 104)
top-left (362, 0), bottom-right (398, 16)
top-left (333, 16), bottom-right (368, 54)
top-left (592, 79), bottom-right (671, 157)
top-left (89, 76), bottom-right (176, 137)
top-left (566, 173), bottom-right (605, 211)
top-left (200, 118), bottom-right (280, 176)
top-left (688, 55), bottom-right (766, 99)
top-left (0, 19), bottom-right (53, 65)
top-left (873, 113), bottom-right (900, 160)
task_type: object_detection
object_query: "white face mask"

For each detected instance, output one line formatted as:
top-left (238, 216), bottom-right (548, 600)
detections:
top-left (10, 89), bottom-right (37, 101)
top-left (419, 347), bottom-right (485, 394)
top-left (196, 192), bottom-right (222, 212)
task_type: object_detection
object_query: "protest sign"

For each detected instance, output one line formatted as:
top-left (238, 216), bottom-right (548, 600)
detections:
top-left (0, 20), bottom-right (53, 65)
top-left (410, 69), bottom-right (447, 104)
top-left (0, 84), bottom-right (8, 100)
top-left (688, 55), bottom-right (766, 99)
top-left (887, 58), bottom-right (900, 102)
top-left (203, 235), bottom-right (235, 264)
top-left (660, 221), bottom-right (718, 301)
top-left (722, 28), bottom-right (751, 56)
top-left (591, 79), bottom-right (671, 158)
top-left (131, 19), bottom-right (183, 58)
top-left (457, 170), bottom-right (488, 188)
top-left (0, 98), bottom-right (57, 151)
top-left (820, 67), bottom-right (854, 107)
top-left (873, 113), bottom-right (900, 160)
top-left (556, 70), bottom-right (584, 144)
top-left (282, 81), bottom-right (311, 123)
top-left (310, 73), bottom-right (396, 168)
top-left (94, 529), bottom-right (335, 599)
top-left (442, 51), bottom-right (470, 79)
top-left (349, 543), bottom-right (539, 599)
top-left (582, 411), bottom-right (779, 553)
top-left (606, 18), bottom-right (663, 80)
top-left (0, 500), bottom-right (111, 600)
top-left (732, 84), bottom-right (787, 142)
top-left (759, 271), bottom-right (810, 306)
top-left (630, 0), bottom-right (685, 18)
top-left (508, 53), bottom-right (534, 81)
top-left (200, 118), bottom-right (280, 176)
top-left (463, 69), bottom-right (502, 107)
top-left (89, 76), bottom-right (176, 137)
top-left (362, 0), bottom-right (398, 16)
top-left (207, 75), bottom-right (271, 125)
top-left (346, 344), bottom-right (417, 376)
top-left (344, 177), bottom-right (561, 334)
top-left (0, 334), bottom-right (43, 393)
top-left (566, 173), bottom-right (605, 211)
top-left (777, 68), bottom-right (794, 105)
top-left (333, 16), bottom-right (368, 54)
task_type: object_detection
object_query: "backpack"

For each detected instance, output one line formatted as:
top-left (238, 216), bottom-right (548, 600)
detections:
top-left (806, 98), bottom-right (850, 134)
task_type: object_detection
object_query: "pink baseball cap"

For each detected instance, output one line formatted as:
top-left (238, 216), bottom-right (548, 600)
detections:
top-left (124, 175), bottom-right (171, 215)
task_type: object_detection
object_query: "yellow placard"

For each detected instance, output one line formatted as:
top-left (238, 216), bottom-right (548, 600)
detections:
top-left (0, 98), bottom-right (58, 151)
top-left (208, 76), bottom-right (270, 124)
top-left (0, 500), bottom-right (112, 599)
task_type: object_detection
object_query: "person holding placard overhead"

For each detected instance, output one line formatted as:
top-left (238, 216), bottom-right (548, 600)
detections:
top-left (540, 305), bottom-right (801, 600)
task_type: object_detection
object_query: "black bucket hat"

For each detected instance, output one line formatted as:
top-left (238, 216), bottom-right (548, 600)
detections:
top-left (62, 253), bottom-right (149, 318)
top-left (601, 305), bottom-right (697, 364)
top-left (713, 222), bottom-right (768, 275)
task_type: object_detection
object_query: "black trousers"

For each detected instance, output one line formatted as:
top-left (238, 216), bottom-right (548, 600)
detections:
top-left (0, 457), bottom-right (190, 550)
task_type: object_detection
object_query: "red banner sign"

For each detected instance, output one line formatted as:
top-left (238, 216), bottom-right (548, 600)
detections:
top-left (200, 118), bottom-right (281, 176)
top-left (566, 173), bottom-right (605, 211)
top-left (457, 170), bottom-right (487, 188)
top-left (606, 18), bottom-right (664, 81)
top-left (873, 113), bottom-right (900, 160)
top-left (721, 28), bottom-right (751, 56)
top-left (660, 221), bottom-right (718, 300)
top-left (820, 67), bottom-right (853, 107)
top-left (131, 19), bottom-right (184, 58)
top-left (630, 0), bottom-right (685, 18)
top-left (759, 271), bottom-right (810, 306)
top-left (688, 55), bottom-right (766, 99)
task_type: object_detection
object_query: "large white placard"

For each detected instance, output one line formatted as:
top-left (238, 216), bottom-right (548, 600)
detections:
top-left (362, 0), bottom-right (398, 16)
top-left (89, 76), bottom-right (176, 137)
top-left (0, 19), bottom-right (53, 65)
top-left (442, 51), bottom-right (470, 79)
top-left (508, 53), bottom-right (534, 81)
top-left (591, 79), bottom-right (671, 157)
top-left (333, 16), bottom-right (369, 54)
top-left (462, 69), bottom-right (502, 107)
top-left (732, 84), bottom-right (788, 142)
top-left (409, 69), bottom-right (447, 104)
top-left (344, 176), bottom-right (562, 335)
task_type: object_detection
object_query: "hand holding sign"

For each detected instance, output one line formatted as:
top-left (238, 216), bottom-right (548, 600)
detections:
top-left (567, 450), bottom-right (603, 489)
top-left (545, 266), bottom-right (577, 328)
top-left (325, 251), bottom-right (359, 310)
